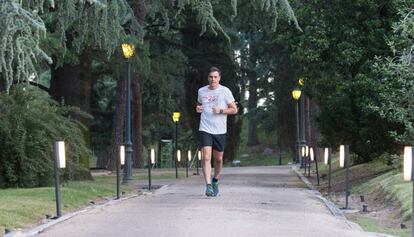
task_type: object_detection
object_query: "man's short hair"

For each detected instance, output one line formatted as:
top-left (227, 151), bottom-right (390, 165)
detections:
top-left (209, 67), bottom-right (221, 76)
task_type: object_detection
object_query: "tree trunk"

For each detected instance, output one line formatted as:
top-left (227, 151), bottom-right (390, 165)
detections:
top-left (132, 74), bottom-right (144, 168)
top-left (310, 99), bottom-right (321, 147)
top-left (106, 78), bottom-right (126, 170)
top-left (49, 51), bottom-right (93, 179)
top-left (247, 71), bottom-right (260, 146)
top-left (130, 0), bottom-right (146, 168)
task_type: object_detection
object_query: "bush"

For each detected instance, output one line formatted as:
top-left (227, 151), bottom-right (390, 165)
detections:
top-left (0, 86), bottom-right (91, 188)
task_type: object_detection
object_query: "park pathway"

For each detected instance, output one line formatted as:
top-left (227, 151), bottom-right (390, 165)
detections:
top-left (34, 166), bottom-right (386, 237)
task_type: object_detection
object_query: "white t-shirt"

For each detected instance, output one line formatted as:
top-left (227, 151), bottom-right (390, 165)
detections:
top-left (197, 85), bottom-right (235, 134)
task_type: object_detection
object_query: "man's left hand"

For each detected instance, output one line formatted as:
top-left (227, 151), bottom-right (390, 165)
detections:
top-left (212, 106), bottom-right (221, 114)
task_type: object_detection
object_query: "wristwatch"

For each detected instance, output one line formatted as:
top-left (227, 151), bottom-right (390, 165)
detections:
top-left (220, 109), bottom-right (223, 114)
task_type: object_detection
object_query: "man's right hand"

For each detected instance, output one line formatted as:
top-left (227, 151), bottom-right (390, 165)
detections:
top-left (196, 105), bottom-right (203, 113)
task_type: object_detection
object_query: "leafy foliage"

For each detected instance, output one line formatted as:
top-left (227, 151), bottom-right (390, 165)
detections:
top-left (0, 86), bottom-right (91, 188)
top-left (0, 0), bottom-right (52, 92)
top-left (363, 3), bottom-right (414, 145)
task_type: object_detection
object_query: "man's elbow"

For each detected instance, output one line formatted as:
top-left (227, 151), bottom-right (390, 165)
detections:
top-left (232, 107), bottom-right (238, 115)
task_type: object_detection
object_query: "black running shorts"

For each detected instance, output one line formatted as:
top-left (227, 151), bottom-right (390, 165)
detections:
top-left (199, 131), bottom-right (227, 152)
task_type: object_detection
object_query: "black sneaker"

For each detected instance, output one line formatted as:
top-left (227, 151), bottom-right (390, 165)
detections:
top-left (212, 180), bottom-right (219, 196)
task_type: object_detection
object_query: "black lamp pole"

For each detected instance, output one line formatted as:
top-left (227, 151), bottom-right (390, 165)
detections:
top-left (175, 121), bottom-right (178, 179)
top-left (120, 43), bottom-right (135, 183)
top-left (292, 89), bottom-right (302, 167)
top-left (123, 59), bottom-right (133, 183)
top-left (300, 94), bottom-right (306, 168)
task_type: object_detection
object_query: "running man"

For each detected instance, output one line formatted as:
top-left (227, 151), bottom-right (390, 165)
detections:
top-left (196, 67), bottom-right (238, 196)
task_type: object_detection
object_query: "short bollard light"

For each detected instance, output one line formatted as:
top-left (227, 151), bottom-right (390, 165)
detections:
top-left (301, 146), bottom-right (307, 174)
top-left (116, 145), bottom-right (125, 199)
top-left (340, 145), bottom-right (350, 209)
top-left (305, 146), bottom-right (310, 176)
top-left (403, 146), bottom-right (414, 237)
top-left (151, 149), bottom-right (155, 165)
top-left (177, 150), bottom-right (181, 162)
top-left (186, 150), bottom-right (191, 178)
top-left (197, 150), bottom-right (201, 175)
top-left (120, 145), bottom-right (125, 165)
top-left (310, 147), bottom-right (314, 161)
top-left (403, 146), bottom-right (414, 181)
top-left (324, 147), bottom-right (332, 195)
top-left (310, 147), bottom-right (320, 185)
top-left (53, 141), bottom-right (66, 218)
top-left (148, 148), bottom-right (155, 190)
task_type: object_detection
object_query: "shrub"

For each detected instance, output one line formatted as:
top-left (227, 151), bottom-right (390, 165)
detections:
top-left (0, 86), bottom-right (91, 188)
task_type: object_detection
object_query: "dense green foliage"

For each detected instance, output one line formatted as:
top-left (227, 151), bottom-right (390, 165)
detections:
top-left (0, 86), bottom-right (90, 188)
top-left (2, 0), bottom-right (414, 189)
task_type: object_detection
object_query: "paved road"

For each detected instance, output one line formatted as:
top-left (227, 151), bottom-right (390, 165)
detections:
top-left (34, 166), bottom-right (383, 237)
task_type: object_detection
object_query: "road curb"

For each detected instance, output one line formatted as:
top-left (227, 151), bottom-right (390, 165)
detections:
top-left (291, 166), bottom-right (397, 237)
top-left (4, 185), bottom-right (168, 237)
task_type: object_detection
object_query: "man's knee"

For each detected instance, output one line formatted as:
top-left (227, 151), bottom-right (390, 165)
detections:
top-left (203, 156), bottom-right (212, 163)
top-left (214, 152), bottom-right (224, 162)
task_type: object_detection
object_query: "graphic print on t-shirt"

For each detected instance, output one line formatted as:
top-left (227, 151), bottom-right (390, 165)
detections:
top-left (201, 94), bottom-right (220, 112)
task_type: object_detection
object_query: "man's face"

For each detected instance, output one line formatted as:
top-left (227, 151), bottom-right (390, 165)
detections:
top-left (208, 71), bottom-right (220, 88)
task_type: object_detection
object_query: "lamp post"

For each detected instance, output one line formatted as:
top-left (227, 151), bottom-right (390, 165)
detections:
top-left (299, 89), bottom-right (306, 169)
top-left (172, 112), bottom-right (180, 179)
top-left (121, 43), bottom-right (135, 183)
top-left (403, 146), bottom-right (414, 237)
top-left (340, 144), bottom-right (350, 209)
top-left (53, 141), bottom-right (66, 218)
top-left (291, 88), bottom-right (302, 166)
top-left (117, 145), bottom-right (125, 199)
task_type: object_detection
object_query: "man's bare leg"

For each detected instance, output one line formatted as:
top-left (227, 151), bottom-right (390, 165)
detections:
top-left (213, 150), bottom-right (224, 179)
top-left (202, 146), bottom-right (213, 184)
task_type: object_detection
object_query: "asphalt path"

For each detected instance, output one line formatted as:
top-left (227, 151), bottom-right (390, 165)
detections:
top-left (32, 166), bottom-right (387, 237)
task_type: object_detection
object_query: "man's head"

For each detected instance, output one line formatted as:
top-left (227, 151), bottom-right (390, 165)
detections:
top-left (208, 67), bottom-right (221, 89)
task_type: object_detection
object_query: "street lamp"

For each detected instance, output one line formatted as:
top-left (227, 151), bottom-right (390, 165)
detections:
top-left (172, 112), bottom-right (180, 178)
top-left (292, 88), bottom-right (302, 167)
top-left (340, 144), bottom-right (350, 209)
top-left (403, 146), bottom-right (414, 237)
top-left (121, 43), bottom-right (135, 183)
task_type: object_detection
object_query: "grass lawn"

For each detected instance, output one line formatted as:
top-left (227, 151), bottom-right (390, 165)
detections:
top-left (225, 151), bottom-right (293, 167)
top-left (356, 216), bottom-right (410, 237)
top-left (311, 157), bottom-right (411, 236)
top-left (0, 169), bottom-right (187, 233)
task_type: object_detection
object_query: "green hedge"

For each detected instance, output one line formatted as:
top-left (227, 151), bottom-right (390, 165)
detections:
top-left (0, 86), bottom-right (91, 188)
